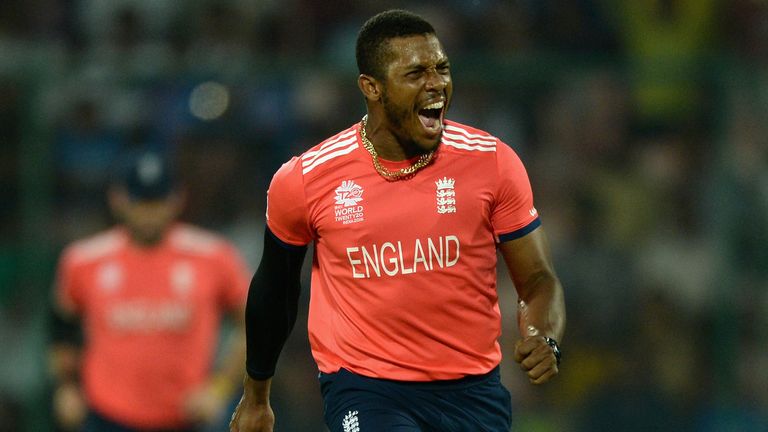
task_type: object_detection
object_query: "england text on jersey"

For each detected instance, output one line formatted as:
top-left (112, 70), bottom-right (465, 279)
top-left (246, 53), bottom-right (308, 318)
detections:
top-left (346, 235), bottom-right (459, 278)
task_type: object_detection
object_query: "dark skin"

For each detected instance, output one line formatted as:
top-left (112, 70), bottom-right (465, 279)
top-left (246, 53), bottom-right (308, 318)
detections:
top-left (363, 34), bottom-right (566, 384)
top-left (230, 32), bottom-right (565, 432)
top-left (501, 230), bottom-right (566, 384)
top-left (358, 34), bottom-right (453, 160)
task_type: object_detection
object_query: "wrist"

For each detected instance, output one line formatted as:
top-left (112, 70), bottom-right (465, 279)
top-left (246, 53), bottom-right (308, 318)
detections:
top-left (243, 374), bottom-right (272, 404)
top-left (543, 337), bottom-right (561, 366)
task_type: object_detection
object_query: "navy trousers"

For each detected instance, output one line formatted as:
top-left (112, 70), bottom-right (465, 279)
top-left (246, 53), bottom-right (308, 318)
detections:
top-left (319, 366), bottom-right (512, 432)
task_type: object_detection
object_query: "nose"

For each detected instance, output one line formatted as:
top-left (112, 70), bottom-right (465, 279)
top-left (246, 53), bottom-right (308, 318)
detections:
top-left (424, 67), bottom-right (449, 91)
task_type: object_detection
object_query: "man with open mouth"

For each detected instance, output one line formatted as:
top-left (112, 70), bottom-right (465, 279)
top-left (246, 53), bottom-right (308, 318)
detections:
top-left (231, 8), bottom-right (566, 432)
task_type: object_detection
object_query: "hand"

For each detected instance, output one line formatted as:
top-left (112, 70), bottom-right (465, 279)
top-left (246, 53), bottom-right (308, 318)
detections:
top-left (229, 394), bottom-right (274, 432)
top-left (229, 376), bottom-right (274, 432)
top-left (53, 382), bottom-right (87, 430)
top-left (513, 335), bottom-right (559, 384)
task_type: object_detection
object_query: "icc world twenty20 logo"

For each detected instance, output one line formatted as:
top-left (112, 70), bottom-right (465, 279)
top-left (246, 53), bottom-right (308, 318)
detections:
top-left (334, 180), bottom-right (365, 225)
top-left (335, 180), bottom-right (364, 207)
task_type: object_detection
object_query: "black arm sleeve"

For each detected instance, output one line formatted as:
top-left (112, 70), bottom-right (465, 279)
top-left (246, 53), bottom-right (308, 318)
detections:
top-left (245, 226), bottom-right (308, 380)
top-left (49, 305), bottom-right (83, 346)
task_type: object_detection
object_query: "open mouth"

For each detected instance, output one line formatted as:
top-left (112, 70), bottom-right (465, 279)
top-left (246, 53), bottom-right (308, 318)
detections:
top-left (418, 100), bottom-right (444, 135)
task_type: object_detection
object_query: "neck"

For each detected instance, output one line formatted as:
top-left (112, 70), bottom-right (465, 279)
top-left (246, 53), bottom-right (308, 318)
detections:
top-left (124, 226), bottom-right (170, 248)
top-left (363, 114), bottom-right (424, 161)
top-left (360, 116), bottom-right (435, 181)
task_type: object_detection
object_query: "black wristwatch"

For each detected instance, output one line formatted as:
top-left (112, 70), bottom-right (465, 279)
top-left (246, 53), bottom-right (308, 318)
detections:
top-left (544, 337), bottom-right (561, 366)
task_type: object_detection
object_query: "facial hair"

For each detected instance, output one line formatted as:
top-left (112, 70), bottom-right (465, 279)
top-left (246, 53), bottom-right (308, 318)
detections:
top-left (380, 89), bottom-right (436, 157)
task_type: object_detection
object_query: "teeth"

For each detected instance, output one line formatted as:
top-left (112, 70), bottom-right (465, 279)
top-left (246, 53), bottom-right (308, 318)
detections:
top-left (422, 101), bottom-right (444, 110)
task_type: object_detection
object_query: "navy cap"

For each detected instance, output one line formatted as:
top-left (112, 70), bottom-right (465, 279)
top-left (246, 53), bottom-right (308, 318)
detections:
top-left (118, 151), bottom-right (177, 200)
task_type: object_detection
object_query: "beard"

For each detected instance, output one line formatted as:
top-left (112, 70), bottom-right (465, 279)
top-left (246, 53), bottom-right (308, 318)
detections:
top-left (380, 91), bottom-right (437, 156)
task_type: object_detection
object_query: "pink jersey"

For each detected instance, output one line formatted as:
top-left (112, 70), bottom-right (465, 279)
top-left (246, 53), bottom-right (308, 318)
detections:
top-left (267, 120), bottom-right (539, 381)
top-left (55, 223), bottom-right (250, 429)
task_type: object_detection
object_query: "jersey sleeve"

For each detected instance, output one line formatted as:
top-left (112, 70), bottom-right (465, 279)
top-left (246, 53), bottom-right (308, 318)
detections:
top-left (265, 157), bottom-right (313, 246)
top-left (491, 142), bottom-right (541, 242)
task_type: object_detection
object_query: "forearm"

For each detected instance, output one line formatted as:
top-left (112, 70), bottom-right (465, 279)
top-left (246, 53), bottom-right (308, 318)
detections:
top-left (499, 228), bottom-right (566, 343)
top-left (245, 270), bottom-right (299, 379)
top-left (49, 332), bottom-right (88, 427)
top-left (245, 228), bottom-right (307, 379)
top-left (516, 271), bottom-right (565, 342)
top-left (48, 305), bottom-right (83, 384)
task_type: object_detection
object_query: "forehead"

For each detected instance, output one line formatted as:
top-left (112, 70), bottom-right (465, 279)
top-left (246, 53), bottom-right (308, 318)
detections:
top-left (385, 34), bottom-right (447, 69)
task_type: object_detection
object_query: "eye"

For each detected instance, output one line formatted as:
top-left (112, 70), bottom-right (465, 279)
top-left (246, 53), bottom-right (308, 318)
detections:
top-left (406, 70), bottom-right (423, 79)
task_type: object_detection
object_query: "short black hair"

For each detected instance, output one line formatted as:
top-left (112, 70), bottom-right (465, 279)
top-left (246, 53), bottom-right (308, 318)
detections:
top-left (356, 9), bottom-right (436, 80)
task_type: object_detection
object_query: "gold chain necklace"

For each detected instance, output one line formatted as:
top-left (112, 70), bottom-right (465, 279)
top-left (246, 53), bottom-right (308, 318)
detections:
top-left (359, 116), bottom-right (435, 181)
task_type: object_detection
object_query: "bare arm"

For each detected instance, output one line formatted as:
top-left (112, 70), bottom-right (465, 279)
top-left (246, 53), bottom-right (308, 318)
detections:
top-left (499, 226), bottom-right (565, 384)
top-left (229, 376), bottom-right (275, 432)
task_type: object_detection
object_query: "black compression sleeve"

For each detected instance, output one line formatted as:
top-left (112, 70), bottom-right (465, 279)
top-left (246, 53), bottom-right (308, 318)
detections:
top-left (245, 227), bottom-right (308, 380)
top-left (49, 305), bottom-right (82, 346)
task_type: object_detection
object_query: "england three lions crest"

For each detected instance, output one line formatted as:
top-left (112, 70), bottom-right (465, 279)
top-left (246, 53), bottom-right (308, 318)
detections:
top-left (435, 177), bottom-right (456, 214)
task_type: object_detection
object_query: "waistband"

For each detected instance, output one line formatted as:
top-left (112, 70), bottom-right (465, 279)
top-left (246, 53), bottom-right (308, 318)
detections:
top-left (322, 365), bottom-right (501, 391)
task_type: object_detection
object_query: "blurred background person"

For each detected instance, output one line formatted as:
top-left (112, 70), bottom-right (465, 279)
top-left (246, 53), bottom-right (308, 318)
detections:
top-left (48, 151), bottom-right (251, 431)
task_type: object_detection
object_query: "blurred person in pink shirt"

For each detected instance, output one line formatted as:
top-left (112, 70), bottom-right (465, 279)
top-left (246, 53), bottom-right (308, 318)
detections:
top-left (50, 151), bottom-right (251, 431)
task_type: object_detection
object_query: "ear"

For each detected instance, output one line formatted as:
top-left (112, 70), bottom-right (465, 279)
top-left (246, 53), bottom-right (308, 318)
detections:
top-left (358, 74), bottom-right (382, 102)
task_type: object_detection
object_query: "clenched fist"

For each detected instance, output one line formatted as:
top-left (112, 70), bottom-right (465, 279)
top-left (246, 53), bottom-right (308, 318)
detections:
top-left (513, 336), bottom-right (559, 384)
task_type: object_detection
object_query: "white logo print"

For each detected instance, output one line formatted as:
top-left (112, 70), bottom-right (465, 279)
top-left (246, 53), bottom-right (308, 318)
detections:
top-left (342, 410), bottom-right (360, 432)
top-left (435, 177), bottom-right (456, 214)
top-left (334, 180), bottom-right (365, 225)
top-left (335, 180), bottom-right (364, 207)
top-left (170, 261), bottom-right (195, 298)
top-left (97, 262), bottom-right (122, 292)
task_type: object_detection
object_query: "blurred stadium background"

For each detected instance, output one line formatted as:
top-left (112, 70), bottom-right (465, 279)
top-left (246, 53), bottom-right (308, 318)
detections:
top-left (1, 0), bottom-right (767, 430)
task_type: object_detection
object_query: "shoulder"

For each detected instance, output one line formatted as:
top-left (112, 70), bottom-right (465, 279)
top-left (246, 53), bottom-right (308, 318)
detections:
top-left (270, 123), bottom-right (360, 193)
top-left (61, 229), bottom-right (126, 267)
top-left (442, 120), bottom-right (500, 154)
top-left (168, 224), bottom-right (236, 257)
top-left (292, 124), bottom-right (360, 178)
top-left (443, 120), bottom-right (523, 161)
